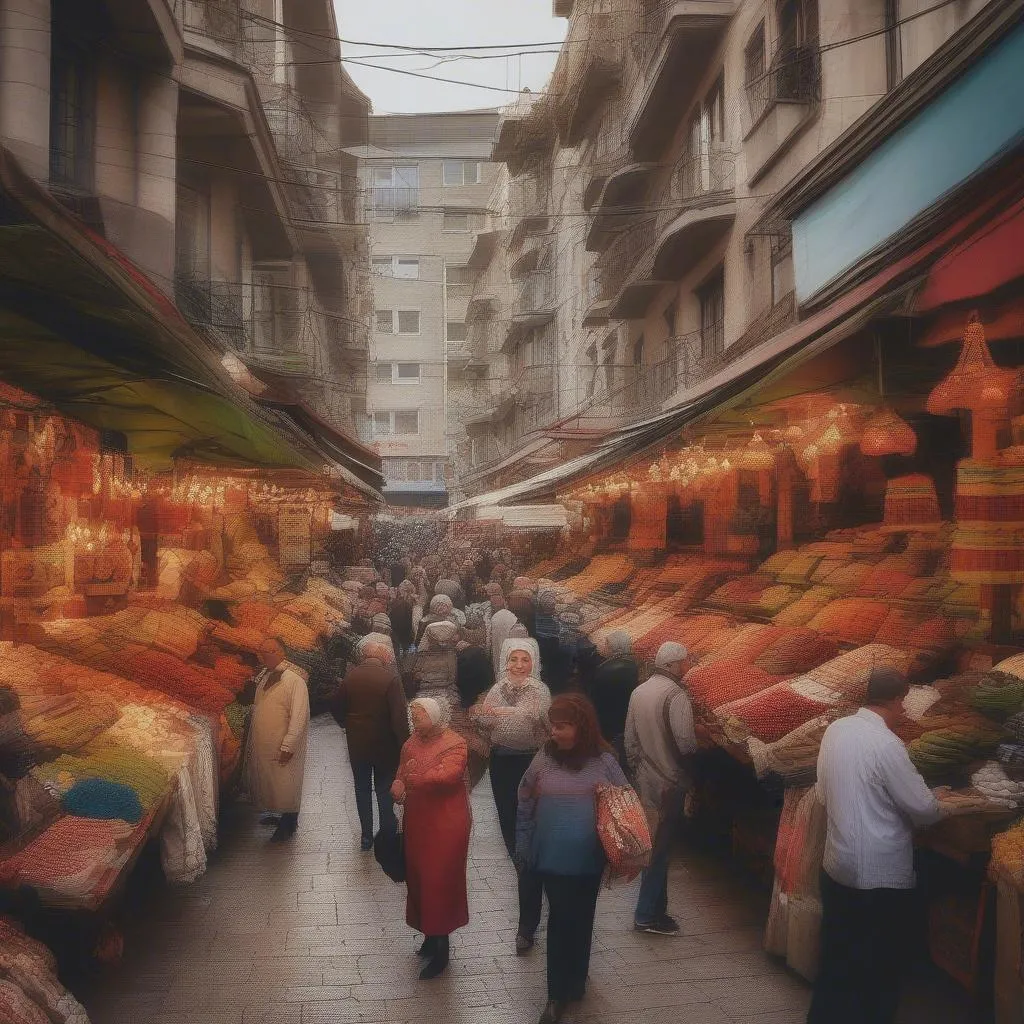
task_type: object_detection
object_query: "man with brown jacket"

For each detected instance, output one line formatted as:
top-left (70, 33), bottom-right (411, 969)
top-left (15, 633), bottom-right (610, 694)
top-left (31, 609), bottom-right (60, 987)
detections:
top-left (331, 641), bottom-right (410, 851)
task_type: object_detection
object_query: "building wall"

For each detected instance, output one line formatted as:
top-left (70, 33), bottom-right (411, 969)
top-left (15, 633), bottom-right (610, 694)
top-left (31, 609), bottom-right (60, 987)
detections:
top-left (362, 111), bottom-right (500, 495)
top-left (455, 0), bottom-right (1010, 495)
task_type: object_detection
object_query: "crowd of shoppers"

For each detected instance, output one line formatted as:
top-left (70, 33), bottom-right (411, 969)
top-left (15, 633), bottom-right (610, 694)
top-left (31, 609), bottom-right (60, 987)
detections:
top-left (242, 536), bottom-right (960, 1024)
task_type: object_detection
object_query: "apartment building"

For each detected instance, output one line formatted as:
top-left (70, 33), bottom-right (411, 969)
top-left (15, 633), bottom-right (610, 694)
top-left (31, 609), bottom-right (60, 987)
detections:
top-left (453, 0), bottom-right (1005, 496)
top-left (361, 110), bottom-right (500, 506)
top-left (0, 0), bottom-right (372, 437)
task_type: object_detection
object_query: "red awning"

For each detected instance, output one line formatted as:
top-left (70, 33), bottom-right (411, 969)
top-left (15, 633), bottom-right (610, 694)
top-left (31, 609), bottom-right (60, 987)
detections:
top-left (916, 195), bottom-right (1024, 312)
top-left (918, 292), bottom-right (1024, 347)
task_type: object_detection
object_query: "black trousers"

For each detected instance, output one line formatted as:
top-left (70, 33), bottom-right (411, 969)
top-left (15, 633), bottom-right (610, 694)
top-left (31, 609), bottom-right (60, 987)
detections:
top-left (489, 750), bottom-right (543, 939)
top-left (807, 871), bottom-right (914, 1024)
top-left (351, 761), bottom-right (398, 842)
top-left (540, 873), bottom-right (602, 1002)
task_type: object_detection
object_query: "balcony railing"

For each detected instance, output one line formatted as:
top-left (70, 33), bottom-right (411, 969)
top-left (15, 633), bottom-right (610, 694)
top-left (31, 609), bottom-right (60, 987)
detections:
top-left (746, 43), bottom-right (822, 126)
top-left (594, 217), bottom-right (656, 302)
top-left (182, 0), bottom-right (243, 57)
top-left (262, 85), bottom-right (322, 169)
top-left (515, 272), bottom-right (555, 318)
top-left (288, 169), bottom-right (363, 227)
top-left (656, 142), bottom-right (736, 234)
top-left (370, 186), bottom-right (419, 220)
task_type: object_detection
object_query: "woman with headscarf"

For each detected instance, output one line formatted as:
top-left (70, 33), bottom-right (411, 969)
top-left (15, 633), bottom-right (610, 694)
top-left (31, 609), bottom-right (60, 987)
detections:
top-left (470, 637), bottom-right (551, 955)
top-left (391, 697), bottom-right (470, 980)
top-left (416, 594), bottom-right (455, 646)
top-left (488, 607), bottom-right (519, 680)
top-left (433, 578), bottom-right (466, 611)
top-left (516, 693), bottom-right (630, 1024)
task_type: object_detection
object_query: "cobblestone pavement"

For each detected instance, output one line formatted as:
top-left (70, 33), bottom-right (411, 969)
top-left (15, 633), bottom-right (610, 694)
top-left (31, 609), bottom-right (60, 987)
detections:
top-left (80, 716), bottom-right (983, 1024)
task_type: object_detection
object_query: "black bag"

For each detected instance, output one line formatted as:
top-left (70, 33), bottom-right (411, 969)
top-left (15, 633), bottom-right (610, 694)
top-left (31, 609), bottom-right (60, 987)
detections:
top-left (373, 827), bottom-right (406, 883)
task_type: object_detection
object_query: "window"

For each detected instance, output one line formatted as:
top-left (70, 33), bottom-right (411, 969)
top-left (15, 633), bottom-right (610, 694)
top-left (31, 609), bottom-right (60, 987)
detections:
top-left (443, 212), bottom-right (471, 232)
top-left (375, 310), bottom-right (394, 334)
top-left (698, 269), bottom-right (725, 359)
top-left (373, 411), bottom-right (392, 436)
top-left (50, 13), bottom-right (96, 190)
top-left (372, 256), bottom-right (420, 279)
top-left (442, 161), bottom-right (482, 186)
top-left (683, 76), bottom-right (726, 199)
top-left (396, 362), bottom-right (421, 382)
top-left (446, 265), bottom-right (475, 286)
top-left (633, 337), bottom-right (645, 367)
top-left (374, 362), bottom-right (393, 384)
top-left (744, 24), bottom-right (767, 124)
top-left (371, 164), bottom-right (419, 218)
top-left (447, 320), bottom-right (468, 342)
top-left (397, 310), bottom-right (421, 335)
top-left (774, 0), bottom-right (820, 102)
top-left (395, 411), bottom-right (419, 434)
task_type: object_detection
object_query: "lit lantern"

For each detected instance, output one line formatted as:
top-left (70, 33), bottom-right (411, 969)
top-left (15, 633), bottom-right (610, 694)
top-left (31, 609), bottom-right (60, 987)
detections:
top-left (927, 313), bottom-right (1017, 460)
top-left (860, 408), bottom-right (917, 457)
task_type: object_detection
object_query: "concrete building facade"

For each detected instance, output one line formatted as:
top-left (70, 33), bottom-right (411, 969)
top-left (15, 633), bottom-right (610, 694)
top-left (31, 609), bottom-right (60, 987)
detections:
top-left (0, 0), bottom-right (371, 436)
top-left (361, 110), bottom-right (500, 505)
top-left (452, 0), bottom-right (1004, 499)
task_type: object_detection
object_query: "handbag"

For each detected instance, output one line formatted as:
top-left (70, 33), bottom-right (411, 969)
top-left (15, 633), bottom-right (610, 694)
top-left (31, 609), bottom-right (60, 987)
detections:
top-left (594, 782), bottom-right (652, 883)
top-left (373, 825), bottom-right (406, 883)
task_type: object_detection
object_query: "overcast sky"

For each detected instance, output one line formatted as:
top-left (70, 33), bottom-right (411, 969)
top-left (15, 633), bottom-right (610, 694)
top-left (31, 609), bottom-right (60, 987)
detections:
top-left (333, 0), bottom-right (566, 114)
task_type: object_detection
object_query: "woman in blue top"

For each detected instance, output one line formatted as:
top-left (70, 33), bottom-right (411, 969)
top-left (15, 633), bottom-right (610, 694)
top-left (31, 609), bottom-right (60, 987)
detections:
top-left (515, 693), bottom-right (629, 1024)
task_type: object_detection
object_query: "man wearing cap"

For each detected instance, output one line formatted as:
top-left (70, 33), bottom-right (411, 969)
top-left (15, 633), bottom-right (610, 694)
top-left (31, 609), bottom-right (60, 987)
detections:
top-left (624, 641), bottom-right (696, 934)
top-left (808, 668), bottom-right (950, 1024)
top-left (331, 641), bottom-right (410, 851)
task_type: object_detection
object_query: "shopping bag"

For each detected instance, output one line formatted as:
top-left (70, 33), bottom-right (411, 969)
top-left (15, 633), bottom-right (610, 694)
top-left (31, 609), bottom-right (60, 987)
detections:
top-left (373, 827), bottom-right (406, 883)
top-left (595, 782), bottom-right (652, 883)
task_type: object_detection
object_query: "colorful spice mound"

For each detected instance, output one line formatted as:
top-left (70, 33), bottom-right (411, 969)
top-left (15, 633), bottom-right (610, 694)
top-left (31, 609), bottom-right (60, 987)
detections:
top-left (718, 683), bottom-right (836, 744)
top-left (909, 724), bottom-right (1005, 778)
top-left (969, 673), bottom-right (1024, 720)
top-left (685, 660), bottom-right (789, 712)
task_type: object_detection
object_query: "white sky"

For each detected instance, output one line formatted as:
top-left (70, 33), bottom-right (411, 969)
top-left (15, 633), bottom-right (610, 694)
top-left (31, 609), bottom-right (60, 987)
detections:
top-left (333, 0), bottom-right (566, 114)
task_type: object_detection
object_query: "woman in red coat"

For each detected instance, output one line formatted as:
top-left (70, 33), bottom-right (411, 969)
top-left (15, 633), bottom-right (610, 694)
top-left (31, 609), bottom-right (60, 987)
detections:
top-left (391, 696), bottom-right (471, 980)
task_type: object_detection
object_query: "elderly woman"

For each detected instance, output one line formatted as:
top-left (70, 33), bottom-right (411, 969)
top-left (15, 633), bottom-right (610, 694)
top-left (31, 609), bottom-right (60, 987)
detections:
top-left (391, 697), bottom-right (470, 980)
top-left (516, 693), bottom-right (630, 1024)
top-left (471, 637), bottom-right (551, 954)
top-left (417, 594), bottom-right (454, 645)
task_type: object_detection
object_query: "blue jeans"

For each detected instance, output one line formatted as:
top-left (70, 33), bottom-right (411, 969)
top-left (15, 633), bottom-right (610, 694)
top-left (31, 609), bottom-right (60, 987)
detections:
top-left (635, 790), bottom-right (683, 924)
top-left (351, 761), bottom-right (397, 841)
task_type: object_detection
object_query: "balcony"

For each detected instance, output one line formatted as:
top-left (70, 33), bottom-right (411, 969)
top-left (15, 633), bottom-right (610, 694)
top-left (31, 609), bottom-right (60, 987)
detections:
top-left (466, 293), bottom-right (499, 323)
top-left (629, 2), bottom-right (736, 161)
top-left (287, 169), bottom-right (365, 256)
top-left (512, 272), bottom-right (556, 328)
top-left (583, 116), bottom-right (631, 210)
top-left (744, 44), bottom-right (822, 183)
top-left (610, 358), bottom-right (679, 418)
top-left (592, 218), bottom-right (663, 320)
top-left (509, 174), bottom-right (551, 250)
top-left (369, 186), bottom-right (420, 221)
top-left (652, 143), bottom-right (737, 278)
top-left (262, 85), bottom-right (323, 169)
top-left (492, 91), bottom-right (554, 176)
top-left (554, 0), bottom-right (574, 14)
top-left (586, 162), bottom-right (658, 252)
top-left (467, 229), bottom-right (501, 270)
top-left (182, 0), bottom-right (243, 60)
top-left (559, 6), bottom-right (624, 147)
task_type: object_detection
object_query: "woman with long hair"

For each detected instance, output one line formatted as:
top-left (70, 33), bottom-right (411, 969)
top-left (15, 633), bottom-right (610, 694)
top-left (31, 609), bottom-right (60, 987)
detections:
top-left (390, 697), bottom-right (471, 980)
top-left (470, 637), bottom-right (550, 954)
top-left (516, 693), bottom-right (630, 1024)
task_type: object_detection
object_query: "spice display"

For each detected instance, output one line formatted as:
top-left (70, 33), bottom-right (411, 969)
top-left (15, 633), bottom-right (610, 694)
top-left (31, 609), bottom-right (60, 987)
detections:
top-left (970, 762), bottom-right (1024, 808)
top-left (685, 660), bottom-right (791, 713)
top-left (908, 725), bottom-right (1005, 778)
top-left (717, 683), bottom-right (837, 744)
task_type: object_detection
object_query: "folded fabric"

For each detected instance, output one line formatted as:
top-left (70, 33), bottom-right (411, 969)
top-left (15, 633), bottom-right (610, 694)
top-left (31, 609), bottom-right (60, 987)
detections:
top-left (62, 778), bottom-right (143, 824)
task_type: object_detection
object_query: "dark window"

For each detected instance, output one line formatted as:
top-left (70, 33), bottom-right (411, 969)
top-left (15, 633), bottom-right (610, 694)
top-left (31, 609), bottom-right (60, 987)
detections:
top-left (698, 269), bottom-right (725, 359)
top-left (745, 24), bottom-right (768, 123)
top-left (49, 16), bottom-right (96, 190)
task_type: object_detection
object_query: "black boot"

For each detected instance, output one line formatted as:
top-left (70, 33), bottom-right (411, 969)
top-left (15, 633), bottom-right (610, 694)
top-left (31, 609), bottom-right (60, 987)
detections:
top-left (418, 935), bottom-right (449, 979)
top-left (416, 935), bottom-right (436, 957)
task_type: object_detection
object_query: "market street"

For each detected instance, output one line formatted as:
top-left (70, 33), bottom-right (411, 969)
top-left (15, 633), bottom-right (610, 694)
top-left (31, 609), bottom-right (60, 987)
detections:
top-left (78, 715), bottom-right (979, 1024)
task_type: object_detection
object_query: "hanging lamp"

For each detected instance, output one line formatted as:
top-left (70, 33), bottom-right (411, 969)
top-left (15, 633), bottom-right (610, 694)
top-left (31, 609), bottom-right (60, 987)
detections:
top-left (860, 407), bottom-right (918, 457)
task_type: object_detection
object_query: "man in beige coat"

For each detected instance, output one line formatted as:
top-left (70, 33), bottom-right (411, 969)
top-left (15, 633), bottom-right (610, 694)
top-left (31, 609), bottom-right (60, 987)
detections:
top-left (249, 639), bottom-right (310, 841)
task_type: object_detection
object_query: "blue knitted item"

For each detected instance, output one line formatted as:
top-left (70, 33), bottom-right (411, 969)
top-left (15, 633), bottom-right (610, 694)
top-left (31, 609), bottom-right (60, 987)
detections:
top-left (62, 778), bottom-right (144, 823)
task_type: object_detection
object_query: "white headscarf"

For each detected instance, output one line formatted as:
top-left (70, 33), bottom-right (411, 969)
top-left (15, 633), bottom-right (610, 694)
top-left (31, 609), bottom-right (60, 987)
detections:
top-left (421, 619), bottom-right (461, 651)
top-left (410, 696), bottom-right (446, 727)
top-left (606, 631), bottom-right (632, 657)
top-left (490, 608), bottom-right (519, 678)
top-left (500, 637), bottom-right (541, 683)
top-left (358, 632), bottom-right (395, 662)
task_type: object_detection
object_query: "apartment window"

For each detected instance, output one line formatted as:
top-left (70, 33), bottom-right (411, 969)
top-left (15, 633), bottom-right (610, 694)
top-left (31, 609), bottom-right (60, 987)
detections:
top-left (373, 411), bottom-right (392, 436)
top-left (447, 266), bottom-right (475, 286)
top-left (371, 164), bottom-right (419, 218)
top-left (372, 256), bottom-right (420, 279)
top-left (397, 310), bottom-right (421, 335)
top-left (684, 76), bottom-right (726, 199)
top-left (442, 161), bottom-right (482, 186)
top-left (744, 24), bottom-right (767, 124)
top-left (395, 411), bottom-right (419, 434)
top-left (443, 212), bottom-right (471, 232)
top-left (50, 15), bottom-right (96, 190)
top-left (774, 0), bottom-right (820, 101)
top-left (885, 0), bottom-right (902, 90)
top-left (698, 269), bottom-right (725, 359)
top-left (374, 363), bottom-right (393, 384)
top-left (395, 362), bottom-right (421, 382)
top-left (375, 310), bottom-right (395, 334)
top-left (447, 320), bottom-right (468, 342)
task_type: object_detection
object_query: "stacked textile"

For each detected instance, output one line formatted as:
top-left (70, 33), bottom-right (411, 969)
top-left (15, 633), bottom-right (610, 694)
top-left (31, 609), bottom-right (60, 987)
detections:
top-left (0, 917), bottom-right (89, 1024)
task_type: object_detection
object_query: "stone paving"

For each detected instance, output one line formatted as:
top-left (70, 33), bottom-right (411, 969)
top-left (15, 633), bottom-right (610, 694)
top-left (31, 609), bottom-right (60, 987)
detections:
top-left (80, 716), bottom-right (984, 1024)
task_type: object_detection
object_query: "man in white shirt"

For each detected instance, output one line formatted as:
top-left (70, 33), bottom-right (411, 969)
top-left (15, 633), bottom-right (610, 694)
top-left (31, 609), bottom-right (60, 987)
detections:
top-left (808, 667), bottom-right (948, 1024)
top-left (625, 641), bottom-right (697, 935)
